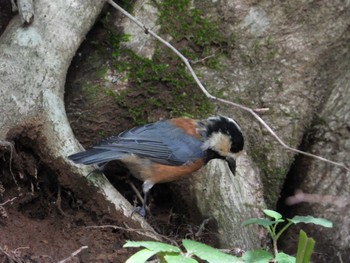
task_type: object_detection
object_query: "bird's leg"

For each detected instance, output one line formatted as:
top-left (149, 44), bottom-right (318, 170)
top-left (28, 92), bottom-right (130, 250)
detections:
top-left (85, 163), bottom-right (109, 178)
top-left (132, 180), bottom-right (154, 217)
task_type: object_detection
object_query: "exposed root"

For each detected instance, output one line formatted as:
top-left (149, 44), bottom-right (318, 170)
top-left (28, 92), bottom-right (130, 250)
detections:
top-left (56, 185), bottom-right (70, 218)
top-left (0, 140), bottom-right (18, 188)
top-left (57, 246), bottom-right (88, 263)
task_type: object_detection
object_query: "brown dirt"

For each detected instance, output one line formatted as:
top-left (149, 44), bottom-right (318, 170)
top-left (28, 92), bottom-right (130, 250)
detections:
top-left (0, 138), bottom-right (138, 262)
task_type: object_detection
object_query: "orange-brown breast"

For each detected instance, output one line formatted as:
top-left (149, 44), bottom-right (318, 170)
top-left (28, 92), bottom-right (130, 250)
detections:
top-left (144, 159), bottom-right (205, 184)
top-left (169, 118), bottom-right (200, 138)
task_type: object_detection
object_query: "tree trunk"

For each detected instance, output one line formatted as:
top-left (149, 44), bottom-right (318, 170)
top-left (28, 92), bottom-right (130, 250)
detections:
top-left (282, 50), bottom-right (350, 261)
top-left (191, 0), bottom-right (350, 259)
top-left (0, 0), bottom-right (154, 242)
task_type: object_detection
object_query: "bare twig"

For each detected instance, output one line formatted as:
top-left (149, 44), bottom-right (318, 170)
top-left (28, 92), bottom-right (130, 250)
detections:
top-left (337, 251), bottom-right (344, 263)
top-left (0, 246), bottom-right (15, 263)
top-left (285, 189), bottom-right (350, 208)
top-left (126, 179), bottom-right (144, 205)
top-left (0, 197), bottom-right (17, 218)
top-left (0, 245), bottom-right (29, 263)
top-left (10, 0), bottom-right (18, 12)
top-left (106, 0), bottom-right (350, 172)
top-left (253, 107), bottom-right (270, 113)
top-left (0, 197), bottom-right (17, 206)
top-left (56, 185), bottom-right (70, 218)
top-left (195, 218), bottom-right (211, 237)
top-left (190, 53), bottom-right (217, 64)
top-left (57, 246), bottom-right (88, 263)
top-left (17, 0), bottom-right (35, 24)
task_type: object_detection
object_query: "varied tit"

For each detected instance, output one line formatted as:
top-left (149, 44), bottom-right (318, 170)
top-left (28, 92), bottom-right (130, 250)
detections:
top-left (68, 115), bottom-right (244, 217)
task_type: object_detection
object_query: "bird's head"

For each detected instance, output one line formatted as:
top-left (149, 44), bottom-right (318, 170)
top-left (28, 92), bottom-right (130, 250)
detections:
top-left (201, 116), bottom-right (244, 174)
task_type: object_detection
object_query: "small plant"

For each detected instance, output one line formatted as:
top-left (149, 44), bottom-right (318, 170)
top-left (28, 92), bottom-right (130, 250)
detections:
top-left (123, 239), bottom-right (242, 263)
top-left (124, 210), bottom-right (332, 263)
top-left (242, 209), bottom-right (333, 262)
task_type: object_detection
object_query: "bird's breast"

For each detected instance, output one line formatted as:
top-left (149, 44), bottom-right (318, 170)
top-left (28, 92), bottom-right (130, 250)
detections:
top-left (145, 158), bottom-right (205, 184)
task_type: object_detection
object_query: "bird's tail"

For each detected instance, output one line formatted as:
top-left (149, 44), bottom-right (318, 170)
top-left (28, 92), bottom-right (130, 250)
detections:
top-left (68, 149), bottom-right (124, 165)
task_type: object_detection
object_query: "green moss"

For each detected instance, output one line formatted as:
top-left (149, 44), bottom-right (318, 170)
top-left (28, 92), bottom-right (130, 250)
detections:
top-left (84, 0), bottom-right (232, 125)
top-left (100, 17), bottom-right (215, 123)
top-left (152, 0), bottom-right (226, 68)
top-left (250, 141), bottom-right (290, 208)
top-left (82, 83), bottom-right (100, 99)
top-left (95, 65), bottom-right (108, 79)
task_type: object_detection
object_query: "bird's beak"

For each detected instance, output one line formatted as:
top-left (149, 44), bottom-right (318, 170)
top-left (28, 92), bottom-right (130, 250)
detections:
top-left (226, 156), bottom-right (236, 175)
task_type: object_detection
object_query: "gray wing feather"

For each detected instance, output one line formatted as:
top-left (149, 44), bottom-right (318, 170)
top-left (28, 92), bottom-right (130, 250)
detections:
top-left (68, 121), bottom-right (203, 166)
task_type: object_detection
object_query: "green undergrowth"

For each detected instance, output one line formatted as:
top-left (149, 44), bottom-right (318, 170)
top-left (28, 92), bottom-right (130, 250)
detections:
top-left (124, 210), bottom-right (333, 263)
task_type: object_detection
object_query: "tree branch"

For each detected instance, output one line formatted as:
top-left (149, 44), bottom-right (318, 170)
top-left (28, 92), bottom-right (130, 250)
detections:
top-left (57, 246), bottom-right (88, 263)
top-left (106, 0), bottom-right (349, 172)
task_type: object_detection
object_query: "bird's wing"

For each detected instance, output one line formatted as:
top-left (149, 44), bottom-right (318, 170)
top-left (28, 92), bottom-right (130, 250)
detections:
top-left (91, 120), bottom-right (204, 165)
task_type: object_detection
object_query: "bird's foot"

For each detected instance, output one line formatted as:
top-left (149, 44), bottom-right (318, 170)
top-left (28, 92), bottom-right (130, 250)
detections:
top-left (132, 206), bottom-right (147, 218)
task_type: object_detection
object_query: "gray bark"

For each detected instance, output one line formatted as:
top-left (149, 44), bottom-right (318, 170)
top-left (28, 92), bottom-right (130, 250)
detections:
top-left (285, 54), bottom-right (350, 261)
top-left (192, 0), bottom-right (350, 259)
top-left (119, 0), bottom-right (350, 255)
top-left (0, 0), bottom-right (154, 235)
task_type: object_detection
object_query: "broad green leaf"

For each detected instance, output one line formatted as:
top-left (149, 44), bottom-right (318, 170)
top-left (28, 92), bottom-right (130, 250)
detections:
top-left (296, 230), bottom-right (307, 263)
top-left (275, 252), bottom-right (296, 263)
top-left (165, 254), bottom-right (198, 263)
top-left (289, 216), bottom-right (333, 228)
top-left (125, 248), bottom-right (157, 263)
top-left (296, 230), bottom-right (315, 263)
top-left (263, 209), bottom-right (283, 220)
top-left (182, 239), bottom-right (242, 263)
top-left (242, 218), bottom-right (276, 228)
top-left (124, 240), bottom-right (181, 253)
top-left (242, 249), bottom-right (273, 263)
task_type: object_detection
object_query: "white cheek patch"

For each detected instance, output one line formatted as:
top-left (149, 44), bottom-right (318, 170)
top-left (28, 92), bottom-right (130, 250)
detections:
top-left (202, 132), bottom-right (232, 156)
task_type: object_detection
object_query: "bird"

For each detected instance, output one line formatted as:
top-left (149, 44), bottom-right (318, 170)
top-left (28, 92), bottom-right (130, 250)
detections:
top-left (68, 115), bottom-right (244, 217)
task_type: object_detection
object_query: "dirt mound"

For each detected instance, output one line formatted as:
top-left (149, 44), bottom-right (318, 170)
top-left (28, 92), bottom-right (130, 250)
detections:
top-left (0, 146), bottom-right (131, 263)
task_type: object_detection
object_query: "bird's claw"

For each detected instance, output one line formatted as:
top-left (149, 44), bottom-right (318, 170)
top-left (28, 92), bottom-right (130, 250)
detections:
top-left (132, 206), bottom-right (146, 217)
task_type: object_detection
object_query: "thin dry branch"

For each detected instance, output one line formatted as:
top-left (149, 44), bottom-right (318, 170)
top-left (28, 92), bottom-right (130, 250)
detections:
top-left (106, 0), bottom-right (349, 173)
top-left (17, 0), bottom-right (35, 24)
top-left (57, 246), bottom-right (88, 263)
top-left (286, 189), bottom-right (350, 208)
top-left (0, 197), bottom-right (17, 206)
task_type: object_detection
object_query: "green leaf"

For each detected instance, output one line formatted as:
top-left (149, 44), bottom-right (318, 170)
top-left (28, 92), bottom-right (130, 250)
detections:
top-left (275, 252), bottom-right (296, 263)
top-left (242, 218), bottom-right (276, 228)
top-left (124, 241), bottom-right (181, 253)
top-left (289, 216), bottom-right (333, 228)
top-left (263, 209), bottom-right (283, 220)
top-left (165, 254), bottom-right (198, 263)
top-left (182, 240), bottom-right (242, 263)
top-left (296, 230), bottom-right (315, 263)
top-left (242, 249), bottom-right (273, 263)
top-left (125, 248), bottom-right (158, 263)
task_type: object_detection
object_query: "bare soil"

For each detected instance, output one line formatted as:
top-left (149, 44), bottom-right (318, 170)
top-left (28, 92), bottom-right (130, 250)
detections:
top-left (0, 150), bottom-right (131, 262)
